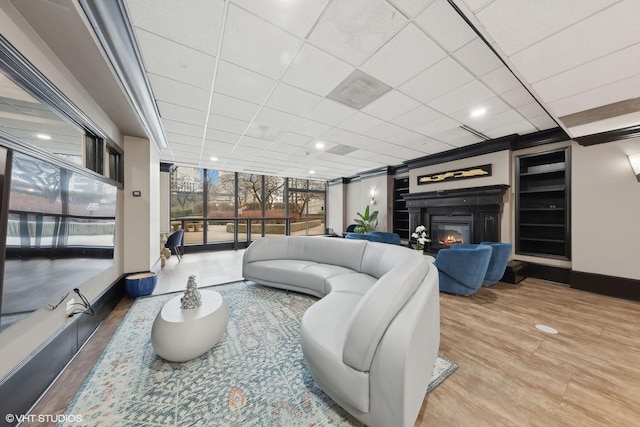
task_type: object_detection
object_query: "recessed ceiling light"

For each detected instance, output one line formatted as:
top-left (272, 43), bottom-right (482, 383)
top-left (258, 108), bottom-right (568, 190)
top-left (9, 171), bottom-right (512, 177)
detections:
top-left (470, 107), bottom-right (487, 118)
top-left (36, 134), bottom-right (51, 140)
top-left (309, 170), bottom-right (315, 174)
top-left (210, 156), bottom-right (218, 161)
top-left (315, 141), bottom-right (325, 150)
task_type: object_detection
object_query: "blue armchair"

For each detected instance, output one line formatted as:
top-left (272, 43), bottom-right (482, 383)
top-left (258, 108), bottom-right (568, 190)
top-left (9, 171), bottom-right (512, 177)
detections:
top-left (435, 244), bottom-right (492, 296)
top-left (480, 242), bottom-right (512, 286)
top-left (368, 231), bottom-right (401, 245)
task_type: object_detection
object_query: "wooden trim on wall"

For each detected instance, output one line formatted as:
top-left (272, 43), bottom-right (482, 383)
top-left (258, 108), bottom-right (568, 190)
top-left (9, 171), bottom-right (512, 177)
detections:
top-left (571, 270), bottom-right (640, 302)
top-left (517, 261), bottom-right (571, 285)
top-left (573, 124), bottom-right (640, 146)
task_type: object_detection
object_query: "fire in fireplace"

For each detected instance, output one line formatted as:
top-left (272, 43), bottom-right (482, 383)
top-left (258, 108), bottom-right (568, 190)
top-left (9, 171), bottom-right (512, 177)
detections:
top-left (429, 215), bottom-right (472, 251)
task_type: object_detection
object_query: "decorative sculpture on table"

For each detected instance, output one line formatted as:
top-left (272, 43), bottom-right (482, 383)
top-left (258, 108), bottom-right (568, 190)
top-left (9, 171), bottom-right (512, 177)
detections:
top-left (180, 275), bottom-right (202, 309)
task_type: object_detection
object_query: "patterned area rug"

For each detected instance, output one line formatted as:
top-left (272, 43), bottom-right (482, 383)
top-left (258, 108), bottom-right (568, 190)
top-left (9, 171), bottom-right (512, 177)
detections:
top-left (61, 282), bottom-right (457, 426)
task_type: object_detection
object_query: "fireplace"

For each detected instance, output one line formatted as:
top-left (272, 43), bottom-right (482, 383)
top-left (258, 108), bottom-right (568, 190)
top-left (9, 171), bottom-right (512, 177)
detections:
top-left (430, 215), bottom-right (472, 250)
top-left (403, 185), bottom-right (509, 255)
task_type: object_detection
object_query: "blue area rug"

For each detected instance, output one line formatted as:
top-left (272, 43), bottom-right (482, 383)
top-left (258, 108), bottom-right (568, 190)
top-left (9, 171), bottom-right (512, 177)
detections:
top-left (60, 282), bottom-right (457, 426)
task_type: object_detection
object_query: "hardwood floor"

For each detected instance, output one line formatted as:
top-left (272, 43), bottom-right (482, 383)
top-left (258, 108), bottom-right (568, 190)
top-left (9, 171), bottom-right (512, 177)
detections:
top-left (418, 279), bottom-right (640, 426)
top-left (26, 253), bottom-right (640, 426)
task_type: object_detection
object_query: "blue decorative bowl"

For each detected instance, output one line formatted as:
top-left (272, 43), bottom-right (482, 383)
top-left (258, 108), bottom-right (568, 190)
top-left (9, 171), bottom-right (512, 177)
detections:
top-left (125, 272), bottom-right (157, 298)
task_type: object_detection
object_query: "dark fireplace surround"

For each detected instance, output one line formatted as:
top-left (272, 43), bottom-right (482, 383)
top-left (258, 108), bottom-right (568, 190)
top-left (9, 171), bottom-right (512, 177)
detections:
top-left (403, 185), bottom-right (509, 255)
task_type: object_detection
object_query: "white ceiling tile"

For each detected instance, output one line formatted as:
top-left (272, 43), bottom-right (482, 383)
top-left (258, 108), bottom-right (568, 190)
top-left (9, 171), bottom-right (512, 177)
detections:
top-left (399, 57), bottom-right (474, 103)
top-left (207, 113), bottom-right (250, 134)
top-left (452, 37), bottom-right (502, 77)
top-left (413, 116), bottom-right (461, 136)
top-left (205, 129), bottom-right (241, 144)
top-left (476, 0), bottom-right (619, 56)
top-left (532, 42), bottom-right (640, 104)
top-left (501, 86), bottom-right (534, 108)
top-left (265, 83), bottom-right (322, 116)
top-left (364, 122), bottom-right (406, 139)
top-left (548, 73), bottom-right (640, 116)
top-left (203, 141), bottom-right (235, 154)
top-left (432, 127), bottom-right (483, 147)
top-left (510, 1), bottom-right (640, 83)
top-left (281, 44), bottom-right (354, 96)
top-left (516, 102), bottom-right (547, 120)
top-left (252, 107), bottom-right (298, 134)
top-left (125, 0), bottom-right (222, 55)
top-left (319, 127), bottom-right (358, 143)
top-left (148, 74), bottom-right (210, 111)
top-left (415, 0), bottom-right (477, 53)
top-left (238, 136), bottom-right (271, 149)
top-left (337, 112), bottom-right (384, 133)
top-left (480, 66), bottom-right (522, 95)
top-left (385, 130), bottom-right (434, 146)
top-left (232, 0), bottom-right (331, 38)
top-left (134, 29), bottom-right (215, 89)
top-left (428, 80), bottom-right (494, 115)
top-left (157, 102), bottom-right (207, 126)
top-left (529, 114), bottom-right (558, 131)
top-left (164, 119), bottom-right (205, 138)
top-left (307, 0), bottom-right (407, 66)
top-left (388, 0), bottom-right (434, 18)
top-left (169, 139), bottom-right (202, 151)
top-left (420, 137), bottom-right (456, 153)
top-left (458, 0), bottom-right (494, 13)
top-left (305, 99), bottom-right (356, 126)
top-left (360, 23), bottom-right (447, 87)
top-left (391, 105), bottom-right (443, 129)
top-left (361, 90), bottom-right (421, 121)
top-left (450, 96), bottom-right (511, 124)
top-left (210, 93), bottom-right (261, 122)
top-left (483, 120), bottom-right (537, 138)
top-left (473, 109), bottom-right (525, 133)
top-left (221, 4), bottom-right (303, 79)
top-left (215, 60), bottom-right (276, 104)
top-left (274, 132), bottom-right (313, 147)
top-left (288, 119), bottom-right (332, 138)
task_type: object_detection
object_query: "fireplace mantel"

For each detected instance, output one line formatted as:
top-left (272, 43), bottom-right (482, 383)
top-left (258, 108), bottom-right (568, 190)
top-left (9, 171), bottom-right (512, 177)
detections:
top-left (402, 185), bottom-right (509, 253)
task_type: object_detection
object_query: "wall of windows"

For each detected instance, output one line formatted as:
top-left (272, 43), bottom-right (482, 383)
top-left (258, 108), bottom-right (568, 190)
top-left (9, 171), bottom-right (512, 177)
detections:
top-left (170, 167), bottom-right (325, 250)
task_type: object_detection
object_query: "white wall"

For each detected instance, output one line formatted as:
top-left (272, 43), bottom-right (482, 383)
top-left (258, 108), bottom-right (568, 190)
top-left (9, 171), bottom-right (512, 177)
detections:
top-left (0, 3), bottom-right (124, 378)
top-left (123, 136), bottom-right (160, 273)
top-left (408, 151), bottom-right (512, 243)
top-left (571, 138), bottom-right (640, 280)
top-left (343, 174), bottom-right (392, 232)
top-left (326, 182), bottom-right (345, 233)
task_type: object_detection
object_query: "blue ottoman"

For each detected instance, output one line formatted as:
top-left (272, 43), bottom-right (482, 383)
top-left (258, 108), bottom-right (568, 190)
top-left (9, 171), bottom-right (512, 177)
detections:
top-left (125, 272), bottom-right (157, 297)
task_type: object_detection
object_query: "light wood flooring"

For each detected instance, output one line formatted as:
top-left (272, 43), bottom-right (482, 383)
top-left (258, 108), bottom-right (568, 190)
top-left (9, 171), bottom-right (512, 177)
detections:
top-left (26, 252), bottom-right (640, 426)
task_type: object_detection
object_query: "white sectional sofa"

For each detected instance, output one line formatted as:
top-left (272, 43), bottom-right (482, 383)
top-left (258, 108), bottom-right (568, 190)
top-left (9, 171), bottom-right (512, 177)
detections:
top-left (242, 236), bottom-right (440, 427)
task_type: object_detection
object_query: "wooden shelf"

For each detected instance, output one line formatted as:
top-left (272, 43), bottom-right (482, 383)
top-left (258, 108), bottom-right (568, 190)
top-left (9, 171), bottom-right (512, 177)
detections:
top-left (393, 177), bottom-right (410, 240)
top-left (516, 148), bottom-right (570, 259)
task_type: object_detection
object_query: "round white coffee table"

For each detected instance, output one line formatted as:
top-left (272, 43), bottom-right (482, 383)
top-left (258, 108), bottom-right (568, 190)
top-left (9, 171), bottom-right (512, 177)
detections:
top-left (151, 289), bottom-right (229, 362)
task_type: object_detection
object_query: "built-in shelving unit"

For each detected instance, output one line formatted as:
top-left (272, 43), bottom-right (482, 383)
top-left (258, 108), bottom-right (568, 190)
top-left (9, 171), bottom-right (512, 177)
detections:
top-left (393, 177), bottom-right (410, 240)
top-left (516, 148), bottom-right (570, 259)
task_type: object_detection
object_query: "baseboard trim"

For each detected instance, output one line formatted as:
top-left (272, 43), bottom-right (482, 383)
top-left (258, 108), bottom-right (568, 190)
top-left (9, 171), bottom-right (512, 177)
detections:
top-left (0, 275), bottom-right (125, 426)
top-left (519, 261), bottom-right (571, 285)
top-left (571, 270), bottom-right (640, 302)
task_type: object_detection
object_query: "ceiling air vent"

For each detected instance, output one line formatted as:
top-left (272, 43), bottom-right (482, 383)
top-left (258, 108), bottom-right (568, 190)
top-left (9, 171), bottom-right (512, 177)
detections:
top-left (327, 69), bottom-right (391, 110)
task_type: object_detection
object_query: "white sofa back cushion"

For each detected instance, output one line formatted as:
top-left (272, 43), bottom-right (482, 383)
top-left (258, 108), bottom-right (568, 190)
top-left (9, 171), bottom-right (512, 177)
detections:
top-left (243, 236), bottom-right (367, 272)
top-left (342, 255), bottom-right (428, 372)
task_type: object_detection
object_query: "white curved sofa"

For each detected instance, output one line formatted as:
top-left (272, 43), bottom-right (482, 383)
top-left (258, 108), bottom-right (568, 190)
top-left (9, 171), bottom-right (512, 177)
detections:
top-left (242, 236), bottom-right (440, 427)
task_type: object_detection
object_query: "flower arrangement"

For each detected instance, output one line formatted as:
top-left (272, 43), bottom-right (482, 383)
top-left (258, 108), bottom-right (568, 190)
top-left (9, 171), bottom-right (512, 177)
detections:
top-left (411, 225), bottom-right (431, 251)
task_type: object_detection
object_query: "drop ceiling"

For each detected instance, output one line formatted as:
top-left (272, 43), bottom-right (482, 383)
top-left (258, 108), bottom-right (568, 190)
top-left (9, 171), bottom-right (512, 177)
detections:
top-left (9, 0), bottom-right (640, 181)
